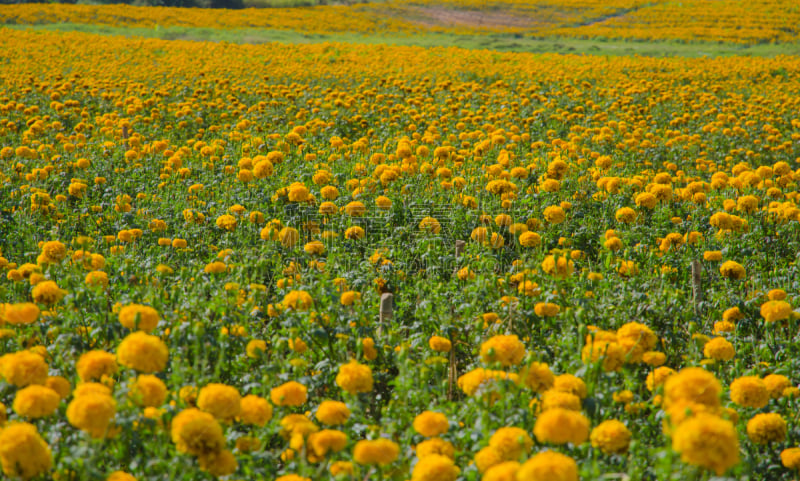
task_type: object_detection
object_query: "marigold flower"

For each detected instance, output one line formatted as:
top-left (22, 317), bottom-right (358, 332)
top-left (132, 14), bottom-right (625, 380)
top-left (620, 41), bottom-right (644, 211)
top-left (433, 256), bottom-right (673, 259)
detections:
top-left (411, 453), bottom-right (459, 481)
top-left (271, 381), bottom-right (308, 407)
top-left (413, 411), bottom-right (448, 437)
top-left (781, 447), bottom-right (800, 470)
top-left (336, 360), bottom-right (373, 394)
top-left (534, 408), bottom-right (590, 445)
top-left (703, 336), bottom-right (735, 361)
top-left (239, 394), bottom-right (272, 426)
top-left (353, 438), bottom-right (399, 465)
top-left (118, 304), bottom-right (160, 331)
top-left (590, 419), bottom-right (631, 454)
top-left (416, 437), bottom-right (454, 459)
top-left (117, 332), bottom-right (169, 373)
top-left (0, 350), bottom-right (48, 387)
top-left (719, 260), bottom-right (746, 280)
top-left (516, 450), bottom-right (578, 481)
top-left (77, 350), bottom-right (118, 382)
top-left (746, 412), bottom-right (786, 444)
top-left (671, 414), bottom-right (739, 475)
top-left (0, 422), bottom-right (52, 480)
top-left (760, 300), bottom-right (792, 323)
top-left (170, 408), bottom-right (225, 456)
top-left (316, 400), bottom-right (350, 426)
top-left (66, 392), bottom-right (117, 438)
top-left (282, 290), bottom-right (313, 311)
top-left (130, 374), bottom-right (167, 407)
top-left (12, 385), bottom-right (60, 419)
top-left (31, 280), bottom-right (66, 305)
top-left (428, 336), bottom-right (452, 352)
top-left (2, 303), bottom-right (40, 325)
top-left (729, 376), bottom-right (769, 408)
top-left (480, 334), bottom-right (525, 367)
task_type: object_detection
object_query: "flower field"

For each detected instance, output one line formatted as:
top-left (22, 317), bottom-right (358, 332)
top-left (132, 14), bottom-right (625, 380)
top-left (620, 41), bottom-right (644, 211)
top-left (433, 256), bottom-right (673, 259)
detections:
top-left (1, 9), bottom-right (800, 481)
top-left (2, 0), bottom-right (800, 43)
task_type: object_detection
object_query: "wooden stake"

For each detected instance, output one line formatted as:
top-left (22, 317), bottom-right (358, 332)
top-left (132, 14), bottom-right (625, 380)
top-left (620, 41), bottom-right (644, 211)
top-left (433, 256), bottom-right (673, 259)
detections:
top-left (378, 293), bottom-right (393, 336)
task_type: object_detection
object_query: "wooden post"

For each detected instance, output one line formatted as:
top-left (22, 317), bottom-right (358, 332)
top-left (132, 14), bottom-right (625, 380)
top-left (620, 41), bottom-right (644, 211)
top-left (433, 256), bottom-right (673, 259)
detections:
top-left (121, 124), bottom-right (129, 151)
top-left (378, 293), bottom-right (393, 336)
top-left (691, 259), bottom-right (702, 313)
top-left (455, 240), bottom-right (466, 259)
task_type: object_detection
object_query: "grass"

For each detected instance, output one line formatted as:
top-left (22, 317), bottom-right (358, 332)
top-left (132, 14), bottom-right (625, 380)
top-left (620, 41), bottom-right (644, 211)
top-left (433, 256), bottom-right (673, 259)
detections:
top-left (6, 22), bottom-right (800, 57)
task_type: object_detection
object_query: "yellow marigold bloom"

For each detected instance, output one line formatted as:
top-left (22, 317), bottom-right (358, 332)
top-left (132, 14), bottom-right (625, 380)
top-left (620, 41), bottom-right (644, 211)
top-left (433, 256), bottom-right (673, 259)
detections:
top-left (303, 241), bottom-right (325, 255)
top-left (344, 226), bottom-right (365, 240)
top-left (31, 280), bottom-right (66, 305)
top-left (45, 376), bottom-right (71, 399)
top-left (340, 290), bottom-right (361, 306)
top-left (747, 412), bottom-right (786, 444)
top-left (534, 408), bottom-right (590, 445)
top-left (719, 260), bottom-right (746, 280)
top-left (722, 307), bottom-right (744, 323)
top-left (428, 336), bottom-right (451, 352)
top-left (85, 270), bottom-right (109, 288)
top-left (615, 207), bottom-right (637, 223)
top-left (170, 408), bottom-right (224, 456)
top-left (12, 385), bottom-right (60, 418)
top-left (616, 322), bottom-right (657, 362)
top-left (278, 227), bottom-right (300, 248)
top-left (760, 300), bottom-right (792, 323)
top-left (204, 261), bottom-right (227, 274)
top-left (541, 254), bottom-right (573, 279)
top-left (729, 376), bottom-right (769, 408)
top-left (270, 381), bottom-right (308, 407)
top-left (474, 446), bottom-right (504, 473)
top-left (344, 201), bottom-right (366, 217)
top-left (353, 439), bottom-right (399, 465)
top-left (307, 429), bottom-right (348, 459)
top-left (0, 350), bottom-right (48, 387)
top-left (482, 461), bottom-right (520, 481)
top-left (411, 453), bottom-right (460, 481)
top-left (534, 302), bottom-right (560, 317)
top-left (0, 422), bottom-right (52, 480)
top-left (74, 383), bottom-right (112, 398)
top-left (642, 351), bottom-right (666, 366)
top-left (664, 367), bottom-right (721, 410)
top-left (198, 383), bottom-right (241, 421)
top-left (763, 374), bottom-right (791, 399)
top-left (282, 290), bottom-right (313, 311)
top-left (239, 395), bottom-right (272, 427)
top-left (39, 240), bottom-right (67, 264)
top-left (516, 450), bottom-right (578, 481)
top-left (582, 339), bottom-right (624, 372)
top-left (320, 185), bottom-right (339, 200)
top-left (76, 350), bottom-right (118, 382)
top-left (416, 437), bottom-right (454, 459)
top-left (316, 400), bottom-right (350, 426)
top-left (117, 332), bottom-right (169, 373)
top-left (553, 374), bottom-right (587, 399)
top-left (713, 321), bottom-right (735, 334)
top-left (413, 411), bottom-right (448, 437)
top-left (287, 183), bottom-right (310, 202)
top-left (130, 374), bottom-right (167, 407)
top-left (518, 231), bottom-right (541, 248)
top-left (336, 360), bottom-right (373, 394)
top-left (246, 339), bottom-right (267, 359)
top-left (2, 303), bottom-right (40, 325)
top-left (590, 419), bottom-right (631, 455)
top-left (538, 389), bottom-right (582, 411)
top-left (480, 335), bottom-right (525, 367)
top-left (703, 250), bottom-right (723, 261)
top-left (672, 414), bottom-right (739, 475)
top-left (703, 337), bottom-right (735, 361)
top-left (519, 362), bottom-right (554, 393)
top-left (107, 471), bottom-right (137, 481)
top-left (215, 214), bottom-right (237, 231)
top-left (66, 392), bottom-right (117, 438)
top-left (118, 304), bottom-right (160, 332)
top-left (543, 205), bottom-right (565, 224)
top-left (781, 447), bottom-right (800, 470)
top-left (489, 426), bottom-right (534, 461)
